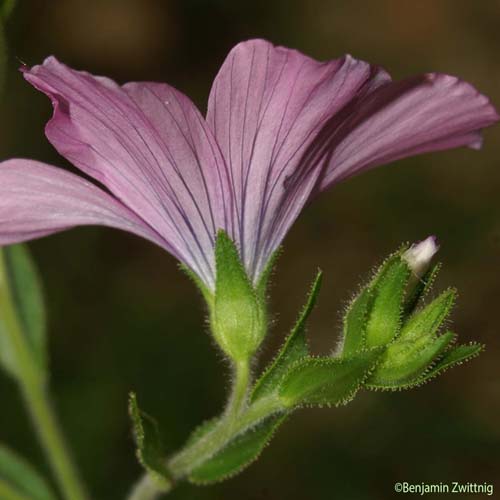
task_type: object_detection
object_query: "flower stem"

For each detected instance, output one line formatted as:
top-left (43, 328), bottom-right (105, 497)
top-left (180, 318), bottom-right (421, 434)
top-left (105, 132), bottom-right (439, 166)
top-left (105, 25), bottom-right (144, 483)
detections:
top-left (126, 360), bottom-right (284, 500)
top-left (0, 257), bottom-right (88, 500)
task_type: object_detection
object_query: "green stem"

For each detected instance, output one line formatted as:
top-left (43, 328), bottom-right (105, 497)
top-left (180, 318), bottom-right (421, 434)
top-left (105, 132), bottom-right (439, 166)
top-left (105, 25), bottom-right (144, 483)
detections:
top-left (126, 361), bottom-right (284, 500)
top-left (0, 259), bottom-right (88, 500)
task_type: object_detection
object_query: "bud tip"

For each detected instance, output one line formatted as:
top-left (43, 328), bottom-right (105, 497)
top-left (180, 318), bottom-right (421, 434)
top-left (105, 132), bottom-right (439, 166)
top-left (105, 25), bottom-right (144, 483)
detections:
top-left (403, 236), bottom-right (439, 277)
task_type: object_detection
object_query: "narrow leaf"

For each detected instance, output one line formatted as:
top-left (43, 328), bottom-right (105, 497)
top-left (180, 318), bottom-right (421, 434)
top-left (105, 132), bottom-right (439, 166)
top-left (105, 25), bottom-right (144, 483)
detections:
top-left (188, 414), bottom-right (286, 484)
top-left (279, 348), bottom-right (383, 408)
top-left (0, 245), bottom-right (47, 379)
top-left (341, 288), bottom-right (372, 356)
top-left (368, 331), bottom-right (455, 389)
top-left (251, 271), bottom-right (322, 402)
top-left (0, 444), bottom-right (56, 500)
top-left (128, 393), bottom-right (171, 490)
top-left (364, 257), bottom-right (410, 347)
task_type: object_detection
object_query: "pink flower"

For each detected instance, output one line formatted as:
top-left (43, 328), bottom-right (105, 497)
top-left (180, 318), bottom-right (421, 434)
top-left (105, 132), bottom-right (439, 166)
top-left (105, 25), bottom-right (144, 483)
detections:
top-left (0, 40), bottom-right (497, 290)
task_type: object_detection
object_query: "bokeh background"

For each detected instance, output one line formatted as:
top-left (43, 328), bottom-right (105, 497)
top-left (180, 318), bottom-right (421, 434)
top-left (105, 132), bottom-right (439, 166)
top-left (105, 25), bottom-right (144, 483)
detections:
top-left (1, 1), bottom-right (500, 499)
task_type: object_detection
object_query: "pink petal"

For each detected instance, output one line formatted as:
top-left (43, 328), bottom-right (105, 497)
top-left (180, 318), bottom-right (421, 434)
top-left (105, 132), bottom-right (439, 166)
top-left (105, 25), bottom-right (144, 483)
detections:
top-left (23, 58), bottom-right (230, 288)
top-left (319, 73), bottom-right (499, 189)
top-left (0, 159), bottom-right (169, 249)
top-left (206, 39), bottom-right (388, 281)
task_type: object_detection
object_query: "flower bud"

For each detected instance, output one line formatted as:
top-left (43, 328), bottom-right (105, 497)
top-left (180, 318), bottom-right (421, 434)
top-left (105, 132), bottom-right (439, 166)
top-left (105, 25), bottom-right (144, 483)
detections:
top-left (402, 236), bottom-right (439, 279)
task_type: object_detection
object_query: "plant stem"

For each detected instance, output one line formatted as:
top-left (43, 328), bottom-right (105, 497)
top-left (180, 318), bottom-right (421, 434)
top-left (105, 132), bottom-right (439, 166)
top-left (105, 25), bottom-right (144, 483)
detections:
top-left (0, 259), bottom-right (88, 500)
top-left (126, 360), bottom-right (284, 500)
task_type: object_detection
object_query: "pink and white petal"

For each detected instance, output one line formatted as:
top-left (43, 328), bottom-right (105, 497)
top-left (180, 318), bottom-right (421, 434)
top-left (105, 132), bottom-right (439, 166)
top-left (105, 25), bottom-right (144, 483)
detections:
top-left (319, 73), bottom-right (500, 190)
top-left (23, 58), bottom-right (230, 288)
top-left (0, 159), bottom-right (170, 251)
top-left (207, 39), bottom-right (390, 281)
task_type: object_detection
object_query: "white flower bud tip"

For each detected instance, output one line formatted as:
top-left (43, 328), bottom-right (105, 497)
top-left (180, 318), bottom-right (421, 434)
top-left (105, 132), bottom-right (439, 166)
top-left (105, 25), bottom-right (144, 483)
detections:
top-left (403, 236), bottom-right (439, 277)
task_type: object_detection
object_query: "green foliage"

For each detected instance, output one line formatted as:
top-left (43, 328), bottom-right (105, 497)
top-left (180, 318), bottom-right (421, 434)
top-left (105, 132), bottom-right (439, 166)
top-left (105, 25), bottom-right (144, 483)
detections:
top-left (212, 231), bottom-right (265, 362)
top-left (278, 348), bottom-right (383, 408)
top-left (128, 393), bottom-right (171, 491)
top-left (364, 256), bottom-right (410, 347)
top-left (342, 288), bottom-right (372, 356)
top-left (188, 414), bottom-right (286, 484)
top-left (251, 271), bottom-right (322, 402)
top-left (0, 245), bottom-right (48, 381)
top-left (0, 444), bottom-right (56, 500)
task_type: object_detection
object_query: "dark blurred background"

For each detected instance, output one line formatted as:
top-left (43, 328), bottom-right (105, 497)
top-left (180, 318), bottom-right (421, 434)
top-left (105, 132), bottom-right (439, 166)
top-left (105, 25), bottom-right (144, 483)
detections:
top-left (1, 1), bottom-right (499, 499)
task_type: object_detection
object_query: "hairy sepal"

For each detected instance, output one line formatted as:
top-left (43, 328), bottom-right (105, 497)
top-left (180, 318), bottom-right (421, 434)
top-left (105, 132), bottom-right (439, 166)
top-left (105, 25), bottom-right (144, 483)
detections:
top-left (367, 331), bottom-right (456, 389)
top-left (212, 231), bottom-right (265, 362)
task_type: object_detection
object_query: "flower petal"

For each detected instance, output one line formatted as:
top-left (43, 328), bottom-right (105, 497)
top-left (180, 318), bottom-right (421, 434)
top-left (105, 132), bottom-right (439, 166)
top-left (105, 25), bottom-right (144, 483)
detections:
top-left (23, 58), bottom-right (230, 288)
top-left (206, 39), bottom-right (388, 281)
top-left (318, 73), bottom-right (499, 189)
top-left (0, 159), bottom-right (169, 249)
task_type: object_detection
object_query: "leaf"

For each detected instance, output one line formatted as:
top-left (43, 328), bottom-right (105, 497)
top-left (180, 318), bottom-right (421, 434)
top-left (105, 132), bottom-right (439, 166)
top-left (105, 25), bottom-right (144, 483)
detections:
top-left (0, 245), bottom-right (47, 380)
top-left (188, 414), bottom-right (287, 484)
top-left (341, 287), bottom-right (373, 356)
top-left (251, 271), bottom-right (322, 402)
top-left (414, 342), bottom-right (483, 385)
top-left (398, 289), bottom-right (455, 344)
top-left (364, 257), bottom-right (410, 347)
top-left (278, 348), bottom-right (383, 408)
top-left (367, 331), bottom-right (455, 389)
top-left (128, 393), bottom-right (171, 491)
top-left (0, 444), bottom-right (56, 500)
top-left (212, 231), bottom-right (265, 361)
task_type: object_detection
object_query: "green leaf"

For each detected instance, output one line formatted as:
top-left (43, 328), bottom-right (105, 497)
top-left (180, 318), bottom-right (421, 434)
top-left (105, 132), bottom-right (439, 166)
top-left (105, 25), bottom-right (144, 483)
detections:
top-left (364, 257), bottom-right (410, 347)
top-left (414, 342), bottom-right (483, 385)
top-left (251, 271), bottom-right (322, 402)
top-left (368, 331), bottom-right (455, 389)
top-left (0, 444), bottom-right (56, 500)
top-left (0, 245), bottom-right (47, 380)
top-left (128, 392), bottom-right (171, 491)
top-left (278, 348), bottom-right (383, 408)
top-left (212, 231), bottom-right (265, 361)
top-left (341, 288), bottom-right (373, 356)
top-left (188, 414), bottom-right (286, 484)
top-left (398, 289), bottom-right (455, 345)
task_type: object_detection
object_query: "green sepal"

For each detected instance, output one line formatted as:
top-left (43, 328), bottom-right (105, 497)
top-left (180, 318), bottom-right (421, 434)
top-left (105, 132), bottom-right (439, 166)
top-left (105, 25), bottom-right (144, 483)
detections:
top-left (0, 443), bottom-right (56, 500)
top-left (404, 262), bottom-right (441, 315)
top-left (278, 348), bottom-right (383, 408)
top-left (188, 414), bottom-right (287, 485)
top-left (251, 271), bottom-right (322, 402)
top-left (364, 255), bottom-right (410, 347)
top-left (212, 231), bottom-right (265, 362)
top-left (341, 287), bottom-right (373, 356)
top-left (128, 393), bottom-right (171, 491)
top-left (412, 342), bottom-right (483, 386)
top-left (0, 245), bottom-right (48, 381)
top-left (367, 331), bottom-right (455, 389)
